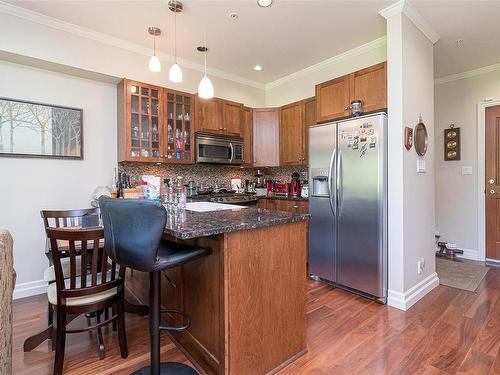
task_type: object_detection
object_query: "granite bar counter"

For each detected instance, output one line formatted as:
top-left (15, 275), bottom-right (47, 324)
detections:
top-left (126, 205), bottom-right (310, 375)
top-left (164, 206), bottom-right (309, 240)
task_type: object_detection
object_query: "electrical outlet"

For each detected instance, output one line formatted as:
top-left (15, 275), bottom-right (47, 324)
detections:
top-left (417, 258), bottom-right (425, 275)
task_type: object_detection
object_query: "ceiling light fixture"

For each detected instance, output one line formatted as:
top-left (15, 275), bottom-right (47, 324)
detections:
top-left (168, 0), bottom-right (183, 82)
top-left (148, 27), bottom-right (162, 72)
top-left (257, 0), bottom-right (273, 7)
top-left (197, 46), bottom-right (214, 99)
top-left (253, 65), bottom-right (263, 71)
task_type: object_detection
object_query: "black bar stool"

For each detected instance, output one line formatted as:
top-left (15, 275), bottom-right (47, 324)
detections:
top-left (99, 196), bottom-right (209, 375)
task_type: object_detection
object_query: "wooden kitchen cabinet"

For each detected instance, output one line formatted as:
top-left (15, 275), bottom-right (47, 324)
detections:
top-left (304, 97), bottom-right (316, 127)
top-left (258, 198), bottom-right (309, 214)
top-left (195, 96), bottom-right (243, 136)
top-left (221, 100), bottom-right (243, 135)
top-left (253, 108), bottom-right (280, 167)
top-left (280, 101), bottom-right (305, 166)
top-left (315, 75), bottom-right (350, 123)
top-left (315, 62), bottom-right (387, 123)
top-left (242, 107), bottom-right (253, 166)
top-left (349, 62), bottom-right (387, 114)
top-left (117, 79), bottom-right (195, 164)
top-left (196, 97), bottom-right (222, 133)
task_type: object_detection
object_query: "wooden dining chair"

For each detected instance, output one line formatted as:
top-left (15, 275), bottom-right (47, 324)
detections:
top-left (46, 226), bottom-right (127, 375)
top-left (40, 208), bottom-right (101, 327)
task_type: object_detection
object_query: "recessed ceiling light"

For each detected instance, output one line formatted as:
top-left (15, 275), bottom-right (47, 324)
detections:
top-left (253, 65), bottom-right (263, 71)
top-left (229, 12), bottom-right (239, 20)
top-left (454, 39), bottom-right (464, 48)
top-left (257, 0), bottom-right (273, 7)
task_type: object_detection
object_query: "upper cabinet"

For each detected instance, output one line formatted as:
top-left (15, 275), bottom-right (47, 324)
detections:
top-left (117, 79), bottom-right (194, 164)
top-left (316, 75), bottom-right (350, 123)
top-left (253, 108), bottom-right (280, 167)
top-left (349, 62), bottom-right (387, 114)
top-left (222, 100), bottom-right (243, 135)
top-left (280, 101), bottom-right (305, 166)
top-left (316, 62), bottom-right (387, 123)
top-left (242, 107), bottom-right (253, 167)
top-left (195, 96), bottom-right (243, 136)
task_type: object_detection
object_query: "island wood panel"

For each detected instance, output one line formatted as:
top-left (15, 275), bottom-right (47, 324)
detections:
top-left (226, 221), bottom-right (308, 375)
top-left (125, 222), bottom-right (307, 375)
top-left (258, 199), bottom-right (309, 215)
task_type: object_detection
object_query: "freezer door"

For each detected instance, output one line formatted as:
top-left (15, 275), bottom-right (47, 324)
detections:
top-left (336, 113), bottom-right (387, 298)
top-left (308, 123), bottom-right (337, 282)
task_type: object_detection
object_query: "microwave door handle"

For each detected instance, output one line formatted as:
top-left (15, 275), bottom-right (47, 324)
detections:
top-left (229, 142), bottom-right (234, 163)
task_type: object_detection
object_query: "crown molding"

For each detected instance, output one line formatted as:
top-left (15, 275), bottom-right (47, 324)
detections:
top-left (435, 62), bottom-right (500, 85)
top-left (265, 36), bottom-right (387, 90)
top-left (379, 0), bottom-right (440, 44)
top-left (0, 0), bottom-right (266, 90)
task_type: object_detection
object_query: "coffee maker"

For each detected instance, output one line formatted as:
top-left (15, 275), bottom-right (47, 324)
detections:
top-left (290, 172), bottom-right (301, 197)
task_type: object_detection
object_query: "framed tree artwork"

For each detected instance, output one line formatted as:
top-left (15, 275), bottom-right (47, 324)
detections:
top-left (0, 97), bottom-right (83, 159)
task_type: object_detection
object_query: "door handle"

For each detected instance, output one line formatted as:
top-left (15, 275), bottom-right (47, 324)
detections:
top-left (327, 149), bottom-right (336, 216)
top-left (490, 189), bottom-right (496, 194)
top-left (489, 179), bottom-right (495, 184)
top-left (338, 150), bottom-right (343, 215)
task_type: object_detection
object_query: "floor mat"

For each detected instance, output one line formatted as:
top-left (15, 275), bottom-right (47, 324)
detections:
top-left (436, 257), bottom-right (489, 292)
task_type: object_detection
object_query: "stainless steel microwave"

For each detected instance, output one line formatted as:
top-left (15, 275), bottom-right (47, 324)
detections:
top-left (195, 132), bottom-right (244, 165)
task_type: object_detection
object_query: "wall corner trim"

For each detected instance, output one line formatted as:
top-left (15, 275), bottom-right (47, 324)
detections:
top-left (379, 0), bottom-right (440, 44)
top-left (387, 272), bottom-right (439, 311)
top-left (13, 279), bottom-right (48, 300)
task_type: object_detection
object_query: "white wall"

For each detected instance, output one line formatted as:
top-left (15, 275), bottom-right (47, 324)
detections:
top-left (435, 70), bottom-right (500, 260)
top-left (0, 10), bottom-right (265, 107)
top-left (385, 10), bottom-right (437, 310)
top-left (0, 61), bottom-right (117, 298)
top-left (265, 39), bottom-right (387, 107)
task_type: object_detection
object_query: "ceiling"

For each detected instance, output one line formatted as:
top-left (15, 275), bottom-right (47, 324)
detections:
top-left (4, 0), bottom-right (500, 85)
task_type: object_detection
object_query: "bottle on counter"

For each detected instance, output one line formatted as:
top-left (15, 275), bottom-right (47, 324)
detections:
top-left (176, 176), bottom-right (187, 210)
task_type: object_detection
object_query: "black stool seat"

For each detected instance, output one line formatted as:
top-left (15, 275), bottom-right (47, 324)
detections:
top-left (99, 197), bottom-right (209, 375)
top-left (154, 240), bottom-right (208, 272)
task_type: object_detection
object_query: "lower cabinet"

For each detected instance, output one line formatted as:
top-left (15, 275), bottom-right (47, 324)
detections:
top-left (258, 198), bottom-right (309, 214)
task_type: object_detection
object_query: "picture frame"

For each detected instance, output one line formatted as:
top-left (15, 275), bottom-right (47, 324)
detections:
top-left (0, 97), bottom-right (83, 159)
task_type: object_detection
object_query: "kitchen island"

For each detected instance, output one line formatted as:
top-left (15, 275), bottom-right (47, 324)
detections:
top-left (125, 206), bottom-right (310, 375)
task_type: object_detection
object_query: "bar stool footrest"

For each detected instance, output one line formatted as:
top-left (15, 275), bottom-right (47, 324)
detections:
top-left (159, 309), bottom-right (191, 332)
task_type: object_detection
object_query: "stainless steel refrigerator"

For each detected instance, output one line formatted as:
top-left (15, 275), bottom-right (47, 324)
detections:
top-left (308, 112), bottom-right (387, 303)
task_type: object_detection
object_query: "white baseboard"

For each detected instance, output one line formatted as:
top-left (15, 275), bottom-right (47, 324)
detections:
top-left (13, 279), bottom-right (47, 300)
top-left (387, 272), bottom-right (440, 311)
top-left (456, 248), bottom-right (479, 261)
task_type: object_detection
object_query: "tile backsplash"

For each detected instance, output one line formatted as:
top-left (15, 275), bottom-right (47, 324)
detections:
top-left (119, 162), bottom-right (307, 187)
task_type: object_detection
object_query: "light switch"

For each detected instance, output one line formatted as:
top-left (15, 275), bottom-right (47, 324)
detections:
top-left (417, 159), bottom-right (426, 173)
top-left (462, 166), bottom-right (473, 175)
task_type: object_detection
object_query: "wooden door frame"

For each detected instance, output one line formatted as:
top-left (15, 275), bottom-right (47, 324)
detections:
top-left (477, 100), bottom-right (500, 264)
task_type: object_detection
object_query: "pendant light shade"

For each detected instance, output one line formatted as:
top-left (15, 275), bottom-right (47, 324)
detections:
top-left (168, 0), bottom-right (183, 83)
top-left (197, 43), bottom-right (214, 99)
top-left (149, 55), bottom-right (161, 72)
top-left (169, 63), bottom-right (183, 82)
top-left (198, 76), bottom-right (214, 99)
top-left (148, 27), bottom-right (161, 73)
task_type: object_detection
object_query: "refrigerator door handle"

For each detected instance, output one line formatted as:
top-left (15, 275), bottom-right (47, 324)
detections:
top-left (327, 149), bottom-right (336, 216)
top-left (338, 150), bottom-right (343, 215)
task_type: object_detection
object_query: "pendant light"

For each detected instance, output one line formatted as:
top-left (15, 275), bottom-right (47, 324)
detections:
top-left (168, 0), bottom-right (183, 82)
top-left (148, 27), bottom-right (161, 72)
top-left (197, 46), bottom-right (214, 98)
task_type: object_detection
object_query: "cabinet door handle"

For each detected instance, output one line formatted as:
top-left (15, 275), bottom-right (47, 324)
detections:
top-left (293, 205), bottom-right (299, 209)
top-left (344, 107), bottom-right (349, 111)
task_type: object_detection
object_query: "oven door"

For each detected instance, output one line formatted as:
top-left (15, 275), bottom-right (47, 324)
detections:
top-left (196, 135), bottom-right (244, 164)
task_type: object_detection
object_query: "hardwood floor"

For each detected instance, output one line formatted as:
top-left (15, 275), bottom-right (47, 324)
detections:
top-left (13, 266), bottom-right (500, 374)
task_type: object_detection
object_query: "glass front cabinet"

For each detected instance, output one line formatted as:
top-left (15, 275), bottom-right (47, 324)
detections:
top-left (117, 79), bottom-right (194, 164)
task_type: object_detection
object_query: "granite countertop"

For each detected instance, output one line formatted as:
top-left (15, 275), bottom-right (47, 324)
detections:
top-left (164, 207), bottom-right (310, 240)
top-left (258, 195), bottom-right (309, 202)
